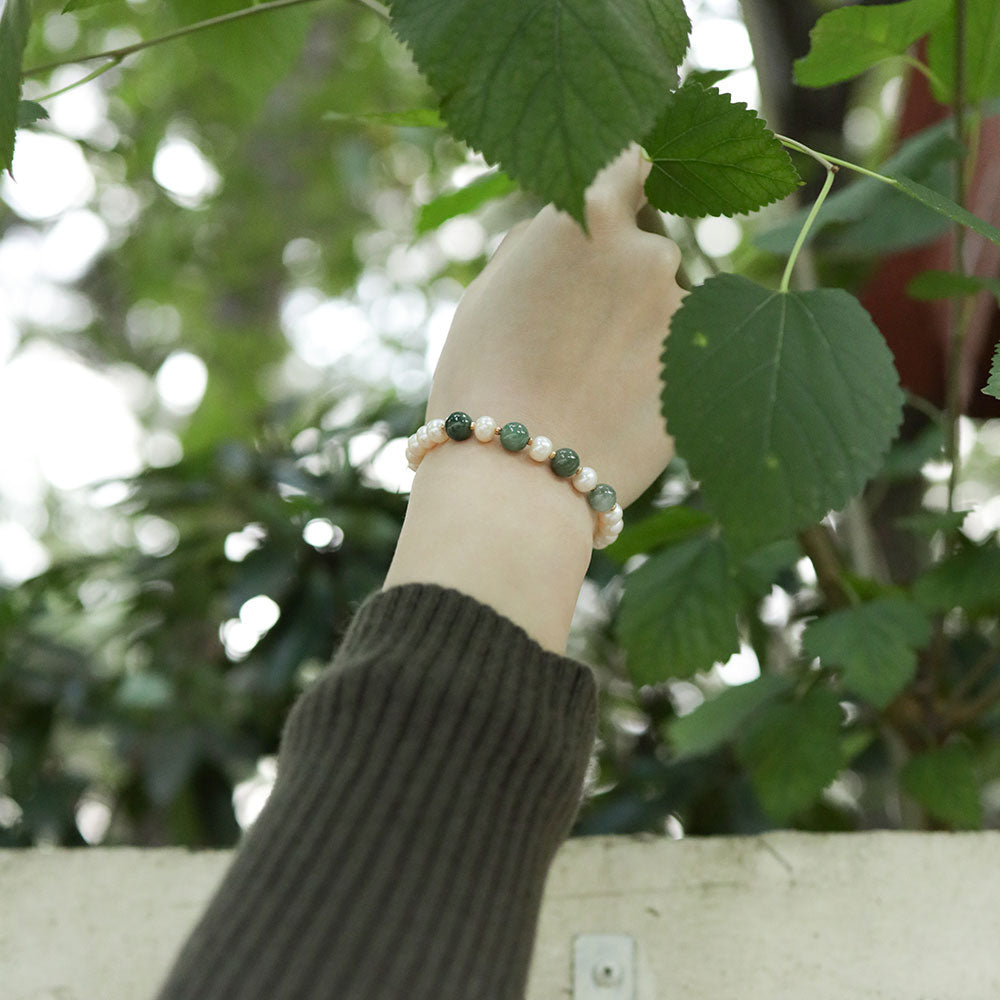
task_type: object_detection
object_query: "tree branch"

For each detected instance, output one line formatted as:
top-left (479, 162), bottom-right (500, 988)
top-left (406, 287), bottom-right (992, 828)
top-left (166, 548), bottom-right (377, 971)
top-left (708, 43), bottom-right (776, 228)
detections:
top-left (23, 0), bottom-right (389, 78)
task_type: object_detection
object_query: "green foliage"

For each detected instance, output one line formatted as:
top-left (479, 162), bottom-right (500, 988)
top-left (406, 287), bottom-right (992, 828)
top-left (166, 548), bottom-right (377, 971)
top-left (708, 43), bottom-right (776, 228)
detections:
top-left (616, 531), bottom-right (740, 683)
top-left (901, 744), bottom-right (983, 829)
top-left (5, 0), bottom-right (1000, 847)
top-left (793, 0), bottom-right (950, 88)
top-left (889, 172), bottom-right (1000, 248)
top-left (987, 343), bottom-right (1000, 400)
top-left (416, 170), bottom-right (516, 235)
top-left (387, 0), bottom-right (690, 225)
top-left (62, 0), bottom-right (122, 10)
top-left (16, 99), bottom-right (48, 126)
top-left (927, 0), bottom-right (1000, 101)
top-left (325, 108), bottom-right (444, 128)
top-left (0, 0), bottom-right (31, 174)
top-left (802, 598), bottom-right (932, 709)
top-left (642, 83), bottom-right (801, 218)
top-left (662, 274), bottom-right (904, 549)
top-left (167, 0), bottom-right (314, 118)
top-left (906, 270), bottom-right (1000, 302)
top-left (912, 541), bottom-right (1000, 616)
top-left (606, 504), bottom-right (714, 564)
top-left (668, 674), bottom-right (791, 758)
top-left (736, 687), bottom-right (844, 824)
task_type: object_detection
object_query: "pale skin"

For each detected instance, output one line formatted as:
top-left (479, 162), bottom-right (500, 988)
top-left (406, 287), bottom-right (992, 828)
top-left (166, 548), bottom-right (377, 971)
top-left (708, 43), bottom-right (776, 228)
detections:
top-left (382, 145), bottom-right (686, 654)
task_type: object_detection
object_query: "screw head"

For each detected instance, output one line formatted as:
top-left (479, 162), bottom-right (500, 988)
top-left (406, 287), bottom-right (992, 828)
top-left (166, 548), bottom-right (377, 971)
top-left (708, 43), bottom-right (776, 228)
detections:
top-left (592, 959), bottom-right (623, 987)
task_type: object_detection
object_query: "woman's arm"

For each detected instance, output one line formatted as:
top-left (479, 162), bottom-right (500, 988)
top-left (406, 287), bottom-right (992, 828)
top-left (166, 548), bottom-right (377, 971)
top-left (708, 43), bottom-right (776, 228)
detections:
top-left (153, 144), bottom-right (684, 1000)
top-left (383, 144), bottom-right (683, 655)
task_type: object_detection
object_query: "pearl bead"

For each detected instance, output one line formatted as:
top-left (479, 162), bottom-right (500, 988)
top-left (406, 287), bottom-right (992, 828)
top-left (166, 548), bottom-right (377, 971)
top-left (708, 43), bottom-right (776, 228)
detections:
top-left (528, 435), bottom-right (553, 461)
top-left (605, 520), bottom-right (624, 537)
top-left (408, 433), bottom-right (425, 454)
top-left (473, 416), bottom-right (497, 441)
top-left (427, 418), bottom-right (448, 444)
top-left (598, 504), bottom-right (623, 526)
top-left (416, 425), bottom-right (433, 449)
top-left (572, 467), bottom-right (598, 492)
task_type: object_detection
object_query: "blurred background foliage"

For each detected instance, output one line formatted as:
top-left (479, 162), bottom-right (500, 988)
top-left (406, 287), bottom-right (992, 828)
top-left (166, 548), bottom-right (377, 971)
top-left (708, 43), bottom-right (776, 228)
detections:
top-left (2, 0), bottom-right (999, 848)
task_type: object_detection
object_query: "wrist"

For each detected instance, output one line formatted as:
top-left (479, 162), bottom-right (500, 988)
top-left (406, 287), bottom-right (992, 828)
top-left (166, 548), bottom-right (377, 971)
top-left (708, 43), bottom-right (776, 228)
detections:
top-left (382, 438), bottom-right (594, 655)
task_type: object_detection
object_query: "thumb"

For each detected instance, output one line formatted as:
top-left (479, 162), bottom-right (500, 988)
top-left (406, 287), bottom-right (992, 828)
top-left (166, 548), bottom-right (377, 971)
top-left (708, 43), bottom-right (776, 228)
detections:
top-left (584, 143), bottom-right (651, 235)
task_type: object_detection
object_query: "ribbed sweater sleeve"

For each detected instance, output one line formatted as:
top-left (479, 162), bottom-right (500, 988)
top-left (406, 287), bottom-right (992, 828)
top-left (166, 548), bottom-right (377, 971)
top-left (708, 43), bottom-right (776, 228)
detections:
top-left (153, 581), bottom-right (599, 1000)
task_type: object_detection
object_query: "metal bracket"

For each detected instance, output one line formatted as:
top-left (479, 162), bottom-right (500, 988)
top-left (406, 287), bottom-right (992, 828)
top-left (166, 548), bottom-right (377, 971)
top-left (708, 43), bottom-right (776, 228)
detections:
top-left (572, 934), bottom-right (637, 1000)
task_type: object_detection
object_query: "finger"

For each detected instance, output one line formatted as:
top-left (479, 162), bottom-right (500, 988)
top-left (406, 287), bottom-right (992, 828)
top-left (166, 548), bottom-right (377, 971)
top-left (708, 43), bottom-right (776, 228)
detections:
top-left (584, 143), bottom-right (652, 235)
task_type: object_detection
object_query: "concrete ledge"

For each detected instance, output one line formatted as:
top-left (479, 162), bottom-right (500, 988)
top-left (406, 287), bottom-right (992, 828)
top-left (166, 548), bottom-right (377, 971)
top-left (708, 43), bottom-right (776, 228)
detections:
top-left (3, 832), bottom-right (999, 999)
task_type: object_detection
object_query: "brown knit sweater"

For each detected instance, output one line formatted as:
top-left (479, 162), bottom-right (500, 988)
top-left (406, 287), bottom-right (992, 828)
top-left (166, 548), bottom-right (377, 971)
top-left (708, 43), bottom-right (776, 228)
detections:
top-left (153, 581), bottom-right (599, 999)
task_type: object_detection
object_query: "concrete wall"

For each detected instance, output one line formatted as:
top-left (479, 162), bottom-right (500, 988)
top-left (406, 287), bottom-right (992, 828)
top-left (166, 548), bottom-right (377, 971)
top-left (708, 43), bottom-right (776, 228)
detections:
top-left (2, 832), bottom-right (999, 999)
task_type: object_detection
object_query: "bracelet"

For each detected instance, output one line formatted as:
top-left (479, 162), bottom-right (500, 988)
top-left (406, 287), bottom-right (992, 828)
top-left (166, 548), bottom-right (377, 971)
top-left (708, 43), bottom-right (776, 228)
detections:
top-left (405, 410), bottom-right (625, 550)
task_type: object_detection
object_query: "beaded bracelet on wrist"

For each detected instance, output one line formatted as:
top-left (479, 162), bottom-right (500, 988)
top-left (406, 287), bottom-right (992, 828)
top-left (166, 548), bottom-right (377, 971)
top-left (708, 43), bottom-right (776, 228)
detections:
top-left (405, 410), bottom-right (624, 550)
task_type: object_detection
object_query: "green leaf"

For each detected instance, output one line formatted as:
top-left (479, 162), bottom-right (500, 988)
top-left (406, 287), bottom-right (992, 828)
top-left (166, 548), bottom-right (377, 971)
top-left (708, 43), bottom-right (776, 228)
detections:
top-left (642, 83), bottom-right (801, 218)
top-left (1, 0), bottom-right (32, 175)
top-left (927, 0), bottom-right (1000, 101)
top-left (604, 504), bottom-right (715, 564)
top-left (890, 171), bottom-right (1000, 248)
top-left (907, 269), bottom-right (1000, 302)
top-left (737, 688), bottom-right (843, 824)
top-left (986, 342), bottom-right (1000, 400)
top-left (170, 0), bottom-right (312, 118)
top-left (662, 274), bottom-right (904, 549)
top-left (416, 170), bottom-right (517, 235)
top-left (63, 0), bottom-right (121, 11)
top-left (16, 100), bottom-right (48, 127)
top-left (682, 68), bottom-right (736, 89)
top-left (802, 597), bottom-right (932, 709)
top-left (324, 108), bottom-right (445, 128)
top-left (794, 0), bottom-right (951, 88)
top-left (388, 0), bottom-right (691, 225)
top-left (895, 509), bottom-right (968, 537)
top-left (912, 541), bottom-right (1000, 615)
top-left (901, 744), bottom-right (982, 829)
top-left (736, 538), bottom-right (801, 596)
top-left (668, 674), bottom-right (791, 758)
top-left (615, 532), bottom-right (740, 684)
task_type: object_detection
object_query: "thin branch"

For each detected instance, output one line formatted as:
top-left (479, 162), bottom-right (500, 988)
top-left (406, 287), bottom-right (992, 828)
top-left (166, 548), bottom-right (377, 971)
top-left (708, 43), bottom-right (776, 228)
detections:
top-left (952, 642), bottom-right (1000, 704)
top-left (797, 524), bottom-right (855, 610)
top-left (944, 0), bottom-right (970, 518)
top-left (948, 670), bottom-right (1000, 729)
top-left (23, 0), bottom-right (387, 78)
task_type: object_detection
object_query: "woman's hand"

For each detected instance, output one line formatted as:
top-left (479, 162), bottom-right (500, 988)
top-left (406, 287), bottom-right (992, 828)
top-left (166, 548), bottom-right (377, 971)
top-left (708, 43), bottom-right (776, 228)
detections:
top-left (425, 143), bottom-right (684, 510)
top-left (383, 145), bottom-right (687, 654)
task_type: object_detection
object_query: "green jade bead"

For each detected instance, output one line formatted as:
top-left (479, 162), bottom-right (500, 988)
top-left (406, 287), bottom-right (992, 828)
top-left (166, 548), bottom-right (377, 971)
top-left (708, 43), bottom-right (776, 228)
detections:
top-left (550, 448), bottom-right (580, 477)
top-left (588, 483), bottom-right (617, 512)
top-left (499, 421), bottom-right (530, 451)
top-left (444, 411), bottom-right (473, 440)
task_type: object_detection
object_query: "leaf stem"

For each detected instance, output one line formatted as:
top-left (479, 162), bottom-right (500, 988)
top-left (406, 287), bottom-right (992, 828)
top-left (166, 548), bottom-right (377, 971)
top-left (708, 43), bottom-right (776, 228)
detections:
top-left (33, 57), bottom-right (122, 102)
top-left (899, 54), bottom-right (948, 97)
top-left (23, 0), bottom-right (387, 78)
top-left (779, 159), bottom-right (836, 294)
top-left (775, 134), bottom-right (895, 185)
